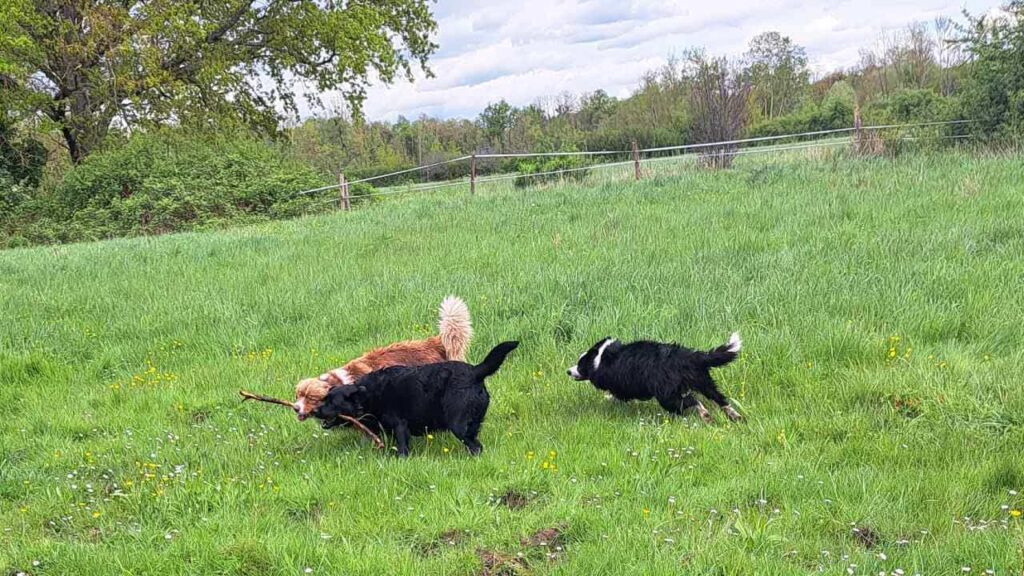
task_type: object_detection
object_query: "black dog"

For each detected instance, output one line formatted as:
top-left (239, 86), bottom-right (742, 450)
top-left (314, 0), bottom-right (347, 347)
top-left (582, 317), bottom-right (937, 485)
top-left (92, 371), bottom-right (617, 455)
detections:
top-left (314, 341), bottom-right (519, 456)
top-left (567, 333), bottom-right (743, 423)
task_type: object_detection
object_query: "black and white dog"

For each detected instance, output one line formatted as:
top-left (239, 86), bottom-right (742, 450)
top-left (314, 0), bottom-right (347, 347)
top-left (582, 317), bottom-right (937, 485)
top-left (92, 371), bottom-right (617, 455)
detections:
top-left (567, 333), bottom-right (743, 423)
top-left (314, 341), bottom-right (519, 456)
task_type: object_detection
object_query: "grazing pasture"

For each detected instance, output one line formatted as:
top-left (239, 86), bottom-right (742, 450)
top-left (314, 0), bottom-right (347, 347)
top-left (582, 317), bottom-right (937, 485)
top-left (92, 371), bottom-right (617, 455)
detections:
top-left (2, 150), bottom-right (1022, 575)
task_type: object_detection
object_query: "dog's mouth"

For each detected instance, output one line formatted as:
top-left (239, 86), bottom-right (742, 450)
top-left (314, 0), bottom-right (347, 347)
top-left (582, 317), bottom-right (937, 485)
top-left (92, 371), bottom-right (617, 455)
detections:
top-left (567, 366), bottom-right (584, 381)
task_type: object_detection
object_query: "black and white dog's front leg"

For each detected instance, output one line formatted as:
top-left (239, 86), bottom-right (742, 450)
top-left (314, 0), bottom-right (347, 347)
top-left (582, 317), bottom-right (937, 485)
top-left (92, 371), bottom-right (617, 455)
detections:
top-left (659, 393), bottom-right (712, 423)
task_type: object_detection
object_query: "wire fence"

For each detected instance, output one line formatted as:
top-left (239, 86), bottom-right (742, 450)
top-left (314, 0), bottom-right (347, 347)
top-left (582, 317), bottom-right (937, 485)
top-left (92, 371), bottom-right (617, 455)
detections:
top-left (286, 119), bottom-right (975, 211)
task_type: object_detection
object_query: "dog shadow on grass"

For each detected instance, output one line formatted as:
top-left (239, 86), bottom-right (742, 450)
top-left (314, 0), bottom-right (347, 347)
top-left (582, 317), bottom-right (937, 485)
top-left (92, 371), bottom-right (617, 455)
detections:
top-left (548, 391), bottom-right (720, 427)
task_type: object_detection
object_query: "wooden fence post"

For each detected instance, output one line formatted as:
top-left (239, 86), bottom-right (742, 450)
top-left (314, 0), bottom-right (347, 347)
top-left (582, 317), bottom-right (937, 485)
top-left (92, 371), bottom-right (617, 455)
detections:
top-left (853, 105), bottom-right (863, 154)
top-left (338, 173), bottom-right (350, 211)
top-left (470, 153), bottom-right (477, 195)
top-left (631, 139), bottom-right (641, 181)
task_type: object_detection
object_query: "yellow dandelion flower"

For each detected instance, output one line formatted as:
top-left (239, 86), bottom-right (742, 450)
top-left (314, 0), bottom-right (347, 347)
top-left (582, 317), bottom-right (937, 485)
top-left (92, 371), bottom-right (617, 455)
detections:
top-left (1011, 509), bottom-right (1021, 518)
top-left (548, 451), bottom-right (557, 459)
top-left (19, 507), bottom-right (28, 514)
top-left (426, 434), bottom-right (434, 441)
top-left (526, 451), bottom-right (535, 460)
top-left (642, 508), bottom-right (650, 519)
top-left (92, 511), bottom-right (101, 518)
top-left (442, 447), bottom-right (450, 453)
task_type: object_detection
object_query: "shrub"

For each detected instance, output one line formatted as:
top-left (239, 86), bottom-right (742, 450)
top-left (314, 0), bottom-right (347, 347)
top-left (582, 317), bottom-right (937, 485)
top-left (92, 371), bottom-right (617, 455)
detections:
top-left (747, 83), bottom-right (855, 139)
top-left (864, 90), bottom-right (965, 154)
top-left (23, 130), bottom-right (328, 242)
top-left (513, 156), bottom-right (591, 188)
top-left (0, 119), bottom-right (47, 191)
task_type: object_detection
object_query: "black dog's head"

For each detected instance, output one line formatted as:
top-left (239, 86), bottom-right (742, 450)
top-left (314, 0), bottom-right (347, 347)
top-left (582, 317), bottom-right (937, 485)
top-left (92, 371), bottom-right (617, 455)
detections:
top-left (567, 337), bottom-right (616, 381)
top-left (312, 384), bottom-right (366, 422)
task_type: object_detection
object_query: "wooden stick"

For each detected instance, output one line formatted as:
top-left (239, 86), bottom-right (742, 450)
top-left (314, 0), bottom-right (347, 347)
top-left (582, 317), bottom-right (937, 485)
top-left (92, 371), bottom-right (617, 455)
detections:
top-left (238, 390), bottom-right (384, 449)
top-left (239, 390), bottom-right (293, 407)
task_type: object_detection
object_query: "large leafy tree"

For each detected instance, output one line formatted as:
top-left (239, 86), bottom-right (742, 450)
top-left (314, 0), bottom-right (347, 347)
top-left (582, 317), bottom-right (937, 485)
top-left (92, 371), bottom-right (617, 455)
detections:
top-left (743, 31), bottom-right (809, 120)
top-left (0, 0), bottom-right (437, 163)
top-left (959, 1), bottom-right (1024, 137)
top-left (477, 99), bottom-right (514, 152)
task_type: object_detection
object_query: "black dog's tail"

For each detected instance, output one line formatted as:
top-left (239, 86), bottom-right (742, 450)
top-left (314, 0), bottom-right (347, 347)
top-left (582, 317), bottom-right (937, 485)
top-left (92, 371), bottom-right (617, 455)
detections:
top-left (700, 332), bottom-right (742, 368)
top-left (474, 341), bottom-right (519, 379)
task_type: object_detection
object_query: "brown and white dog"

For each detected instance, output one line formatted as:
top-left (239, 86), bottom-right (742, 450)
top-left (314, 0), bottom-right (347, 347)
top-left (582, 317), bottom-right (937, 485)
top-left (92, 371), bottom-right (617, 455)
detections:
top-left (292, 296), bottom-right (473, 421)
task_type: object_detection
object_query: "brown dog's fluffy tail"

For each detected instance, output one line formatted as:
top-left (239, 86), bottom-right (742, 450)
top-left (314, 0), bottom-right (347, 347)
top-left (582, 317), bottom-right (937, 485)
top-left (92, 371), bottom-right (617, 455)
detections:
top-left (439, 296), bottom-right (473, 361)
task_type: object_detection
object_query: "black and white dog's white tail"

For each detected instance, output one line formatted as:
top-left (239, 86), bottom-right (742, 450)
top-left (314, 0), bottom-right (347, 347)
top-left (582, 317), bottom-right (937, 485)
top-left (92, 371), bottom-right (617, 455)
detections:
top-left (699, 332), bottom-right (742, 368)
top-left (473, 341), bottom-right (520, 379)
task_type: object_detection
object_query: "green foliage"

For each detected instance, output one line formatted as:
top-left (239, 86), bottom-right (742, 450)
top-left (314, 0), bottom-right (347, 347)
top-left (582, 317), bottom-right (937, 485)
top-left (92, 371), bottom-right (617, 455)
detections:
top-left (866, 89), bottom-right (961, 124)
top-left (0, 117), bottom-right (46, 219)
top-left (959, 1), bottom-right (1024, 138)
top-left (349, 182), bottom-right (378, 205)
top-left (0, 117), bottom-right (46, 188)
top-left (3, 130), bottom-right (326, 246)
top-left (513, 156), bottom-right (591, 188)
top-left (747, 81), bottom-right (855, 138)
top-left (478, 100), bottom-right (516, 152)
top-left (0, 0), bottom-right (438, 162)
top-left (863, 90), bottom-right (966, 154)
top-left (743, 31), bottom-right (811, 120)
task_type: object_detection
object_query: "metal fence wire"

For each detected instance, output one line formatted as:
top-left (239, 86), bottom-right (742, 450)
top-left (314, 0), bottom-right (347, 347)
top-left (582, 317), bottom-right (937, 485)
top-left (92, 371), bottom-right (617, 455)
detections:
top-left (287, 119), bottom-right (974, 210)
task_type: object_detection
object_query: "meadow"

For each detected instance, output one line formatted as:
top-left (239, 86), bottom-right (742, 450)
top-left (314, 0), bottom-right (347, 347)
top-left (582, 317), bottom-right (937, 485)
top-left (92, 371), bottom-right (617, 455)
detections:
top-left (1, 148), bottom-right (1023, 575)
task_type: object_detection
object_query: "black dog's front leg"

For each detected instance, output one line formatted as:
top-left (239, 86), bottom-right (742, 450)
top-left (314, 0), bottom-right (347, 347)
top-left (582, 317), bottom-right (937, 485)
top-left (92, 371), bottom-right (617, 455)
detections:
top-left (394, 422), bottom-right (411, 457)
top-left (381, 416), bottom-right (411, 457)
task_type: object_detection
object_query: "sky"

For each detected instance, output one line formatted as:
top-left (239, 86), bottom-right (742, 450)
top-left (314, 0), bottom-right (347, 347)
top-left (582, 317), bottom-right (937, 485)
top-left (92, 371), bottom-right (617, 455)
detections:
top-left (317, 0), bottom-right (1000, 122)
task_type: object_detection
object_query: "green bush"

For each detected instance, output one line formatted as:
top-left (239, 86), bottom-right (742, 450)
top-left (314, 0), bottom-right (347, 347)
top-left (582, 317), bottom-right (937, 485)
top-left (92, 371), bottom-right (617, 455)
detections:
top-left (863, 90), bottom-right (965, 154)
top-left (0, 119), bottom-right (47, 190)
top-left (0, 118), bottom-right (48, 220)
top-left (747, 98), bottom-right (854, 139)
top-left (747, 80), bottom-right (854, 140)
top-left (513, 156), bottom-right (591, 188)
top-left (8, 130), bottom-right (328, 244)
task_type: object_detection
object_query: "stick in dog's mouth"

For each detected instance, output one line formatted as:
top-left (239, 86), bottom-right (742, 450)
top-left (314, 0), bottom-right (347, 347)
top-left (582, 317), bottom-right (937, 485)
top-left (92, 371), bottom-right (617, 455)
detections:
top-left (238, 390), bottom-right (384, 449)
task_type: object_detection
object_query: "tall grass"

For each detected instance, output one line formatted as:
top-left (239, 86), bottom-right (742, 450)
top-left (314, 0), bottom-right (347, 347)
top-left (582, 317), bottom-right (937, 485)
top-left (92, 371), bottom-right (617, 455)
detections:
top-left (1, 150), bottom-right (1022, 575)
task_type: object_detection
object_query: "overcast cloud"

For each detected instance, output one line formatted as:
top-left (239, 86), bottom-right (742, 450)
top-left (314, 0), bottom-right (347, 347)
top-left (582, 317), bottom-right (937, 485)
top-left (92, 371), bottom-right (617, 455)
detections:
top-left (316, 0), bottom-right (999, 122)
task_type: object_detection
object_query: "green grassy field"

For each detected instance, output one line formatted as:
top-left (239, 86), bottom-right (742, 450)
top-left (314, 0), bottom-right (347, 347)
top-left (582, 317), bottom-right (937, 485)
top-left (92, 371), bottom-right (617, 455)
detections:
top-left (2, 149), bottom-right (1023, 575)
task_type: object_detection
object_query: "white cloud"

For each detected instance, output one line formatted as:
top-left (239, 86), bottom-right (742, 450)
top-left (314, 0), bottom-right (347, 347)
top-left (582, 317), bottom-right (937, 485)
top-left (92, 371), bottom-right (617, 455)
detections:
top-left (309, 0), bottom-right (1000, 122)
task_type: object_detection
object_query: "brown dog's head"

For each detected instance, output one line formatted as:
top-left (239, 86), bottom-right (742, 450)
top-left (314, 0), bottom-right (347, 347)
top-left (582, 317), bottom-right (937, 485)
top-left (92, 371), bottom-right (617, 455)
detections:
top-left (293, 377), bottom-right (331, 421)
